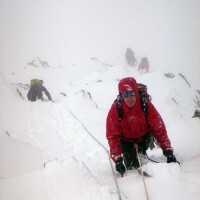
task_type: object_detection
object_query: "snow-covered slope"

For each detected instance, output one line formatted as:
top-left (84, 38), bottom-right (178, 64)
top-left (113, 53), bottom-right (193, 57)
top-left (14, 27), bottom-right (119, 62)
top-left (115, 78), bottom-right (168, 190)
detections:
top-left (0, 61), bottom-right (200, 200)
top-left (0, 0), bottom-right (200, 199)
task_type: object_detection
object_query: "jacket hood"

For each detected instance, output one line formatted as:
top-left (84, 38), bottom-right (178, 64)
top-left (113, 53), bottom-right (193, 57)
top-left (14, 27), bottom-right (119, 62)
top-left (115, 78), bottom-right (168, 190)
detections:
top-left (118, 77), bottom-right (138, 94)
top-left (118, 77), bottom-right (142, 116)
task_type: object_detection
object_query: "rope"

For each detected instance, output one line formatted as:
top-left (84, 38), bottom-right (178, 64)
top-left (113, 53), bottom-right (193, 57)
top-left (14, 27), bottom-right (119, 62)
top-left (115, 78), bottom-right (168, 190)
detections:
top-left (134, 144), bottom-right (150, 200)
top-left (146, 154), bottom-right (160, 163)
top-left (146, 153), bottom-right (181, 165)
top-left (68, 109), bottom-right (122, 200)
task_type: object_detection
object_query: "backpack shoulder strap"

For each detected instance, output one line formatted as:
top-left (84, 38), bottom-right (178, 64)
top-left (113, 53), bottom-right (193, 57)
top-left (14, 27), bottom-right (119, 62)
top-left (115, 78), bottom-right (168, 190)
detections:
top-left (138, 83), bottom-right (151, 117)
top-left (114, 95), bottom-right (123, 121)
top-left (140, 94), bottom-right (148, 117)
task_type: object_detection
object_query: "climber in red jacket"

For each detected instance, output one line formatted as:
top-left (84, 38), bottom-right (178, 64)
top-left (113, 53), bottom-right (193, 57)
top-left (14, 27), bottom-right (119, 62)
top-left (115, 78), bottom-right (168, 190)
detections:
top-left (106, 77), bottom-right (177, 175)
top-left (138, 57), bottom-right (149, 72)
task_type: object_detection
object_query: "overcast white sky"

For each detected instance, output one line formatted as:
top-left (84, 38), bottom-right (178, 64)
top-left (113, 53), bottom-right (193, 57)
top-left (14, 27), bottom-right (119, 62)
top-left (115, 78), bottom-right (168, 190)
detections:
top-left (0, 0), bottom-right (200, 86)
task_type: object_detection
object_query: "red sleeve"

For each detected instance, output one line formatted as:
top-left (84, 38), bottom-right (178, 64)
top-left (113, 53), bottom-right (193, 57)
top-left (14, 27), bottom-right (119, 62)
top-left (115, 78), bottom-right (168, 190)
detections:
top-left (146, 100), bottom-right (172, 150)
top-left (106, 103), bottom-right (122, 162)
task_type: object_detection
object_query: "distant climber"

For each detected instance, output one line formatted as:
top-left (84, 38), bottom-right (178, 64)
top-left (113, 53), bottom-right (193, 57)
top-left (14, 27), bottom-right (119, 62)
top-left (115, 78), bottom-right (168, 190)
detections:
top-left (27, 79), bottom-right (53, 102)
top-left (138, 57), bottom-right (149, 72)
top-left (125, 48), bottom-right (137, 66)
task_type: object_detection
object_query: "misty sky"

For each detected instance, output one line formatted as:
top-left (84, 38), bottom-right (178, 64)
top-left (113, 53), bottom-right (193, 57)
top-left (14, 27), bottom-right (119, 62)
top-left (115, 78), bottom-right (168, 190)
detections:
top-left (0, 0), bottom-right (199, 86)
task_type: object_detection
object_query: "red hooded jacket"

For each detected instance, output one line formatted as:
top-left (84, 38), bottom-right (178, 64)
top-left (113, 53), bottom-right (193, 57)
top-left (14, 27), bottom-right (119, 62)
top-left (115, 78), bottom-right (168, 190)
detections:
top-left (106, 77), bottom-right (172, 162)
top-left (138, 57), bottom-right (149, 72)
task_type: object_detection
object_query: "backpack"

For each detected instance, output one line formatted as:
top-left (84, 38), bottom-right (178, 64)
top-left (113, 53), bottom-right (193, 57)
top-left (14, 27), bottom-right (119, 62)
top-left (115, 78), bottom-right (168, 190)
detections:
top-left (30, 79), bottom-right (43, 87)
top-left (115, 83), bottom-right (151, 121)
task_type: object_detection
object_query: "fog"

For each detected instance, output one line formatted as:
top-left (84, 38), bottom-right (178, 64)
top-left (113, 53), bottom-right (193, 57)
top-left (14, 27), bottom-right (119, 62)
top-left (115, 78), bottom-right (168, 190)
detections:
top-left (0, 0), bottom-right (200, 86)
top-left (0, 1), bottom-right (200, 199)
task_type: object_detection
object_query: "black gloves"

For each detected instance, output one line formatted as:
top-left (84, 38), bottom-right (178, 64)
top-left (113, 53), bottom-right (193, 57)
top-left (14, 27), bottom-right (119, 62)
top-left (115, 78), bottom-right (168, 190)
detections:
top-left (115, 157), bottom-right (126, 176)
top-left (163, 149), bottom-right (177, 163)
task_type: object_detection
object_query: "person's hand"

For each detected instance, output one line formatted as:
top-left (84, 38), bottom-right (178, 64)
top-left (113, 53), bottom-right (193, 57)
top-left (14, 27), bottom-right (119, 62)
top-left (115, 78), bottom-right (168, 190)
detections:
top-left (163, 149), bottom-right (177, 163)
top-left (115, 157), bottom-right (125, 176)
